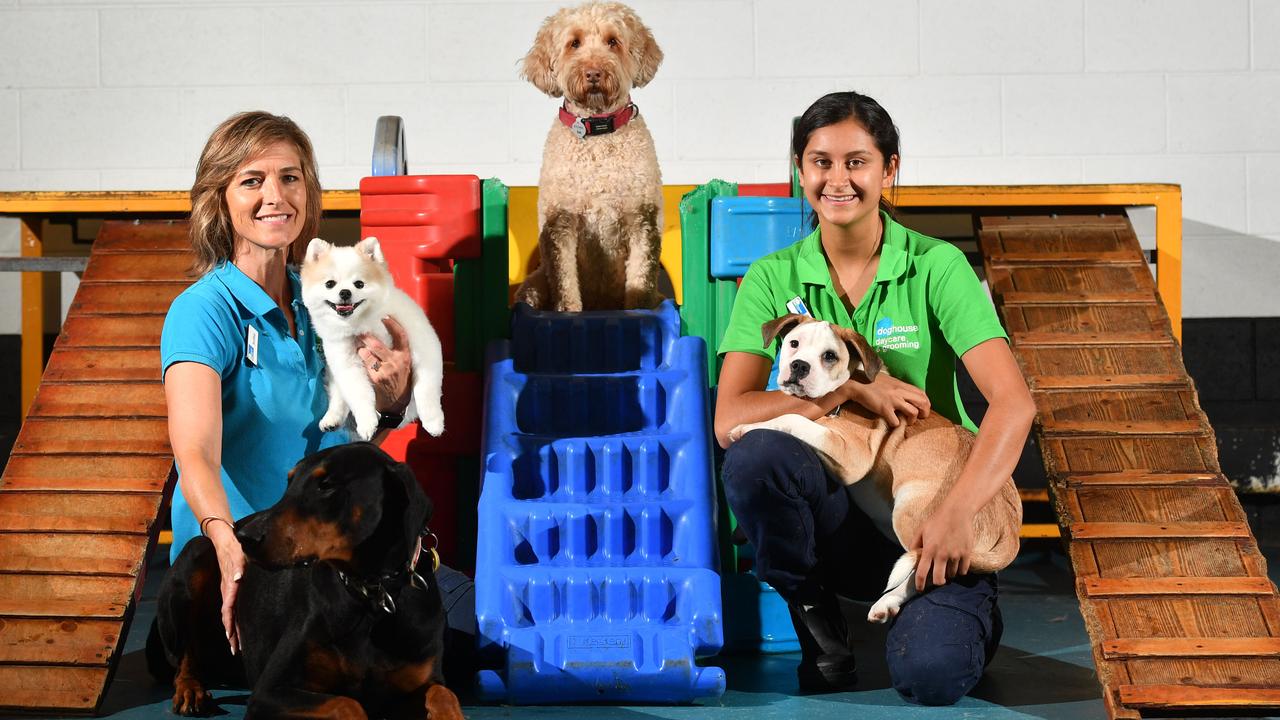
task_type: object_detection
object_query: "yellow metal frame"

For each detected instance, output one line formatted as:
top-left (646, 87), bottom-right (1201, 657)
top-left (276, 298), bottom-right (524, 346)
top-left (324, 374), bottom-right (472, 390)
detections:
top-left (0, 183), bottom-right (1182, 420)
top-left (19, 217), bottom-right (42, 420)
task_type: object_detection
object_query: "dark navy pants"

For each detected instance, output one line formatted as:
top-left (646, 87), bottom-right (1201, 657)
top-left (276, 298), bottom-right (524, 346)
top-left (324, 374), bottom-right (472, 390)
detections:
top-left (722, 429), bottom-right (1003, 705)
top-left (435, 563), bottom-right (477, 689)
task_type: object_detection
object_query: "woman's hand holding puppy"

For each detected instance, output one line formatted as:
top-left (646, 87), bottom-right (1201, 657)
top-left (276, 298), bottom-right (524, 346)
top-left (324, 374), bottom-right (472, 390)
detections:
top-left (357, 316), bottom-right (413, 415)
top-left (910, 503), bottom-right (975, 591)
top-left (844, 373), bottom-right (931, 427)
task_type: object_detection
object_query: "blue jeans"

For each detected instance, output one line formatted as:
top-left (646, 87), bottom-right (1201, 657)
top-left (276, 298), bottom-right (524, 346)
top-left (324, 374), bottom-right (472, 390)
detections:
top-left (722, 429), bottom-right (1003, 705)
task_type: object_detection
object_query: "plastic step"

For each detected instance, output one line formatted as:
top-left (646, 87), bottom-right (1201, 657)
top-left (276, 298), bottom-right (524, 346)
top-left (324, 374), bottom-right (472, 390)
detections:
top-left (475, 301), bottom-right (725, 703)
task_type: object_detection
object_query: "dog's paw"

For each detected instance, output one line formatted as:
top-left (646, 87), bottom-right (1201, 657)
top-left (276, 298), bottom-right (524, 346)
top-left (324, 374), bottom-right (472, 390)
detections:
top-left (420, 411), bottom-right (445, 437)
top-left (727, 423), bottom-right (759, 443)
top-left (353, 411), bottom-right (379, 441)
top-left (171, 678), bottom-right (212, 716)
top-left (318, 410), bottom-right (346, 432)
top-left (867, 596), bottom-right (904, 624)
top-left (625, 288), bottom-right (659, 310)
top-left (514, 286), bottom-right (543, 310)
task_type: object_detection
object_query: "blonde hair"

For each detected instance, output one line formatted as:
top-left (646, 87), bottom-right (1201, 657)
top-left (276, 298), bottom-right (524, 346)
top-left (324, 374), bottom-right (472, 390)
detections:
top-left (188, 111), bottom-right (322, 275)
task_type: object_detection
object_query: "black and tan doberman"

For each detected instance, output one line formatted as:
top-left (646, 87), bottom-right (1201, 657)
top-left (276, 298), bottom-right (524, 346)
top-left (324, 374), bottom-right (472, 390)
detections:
top-left (148, 442), bottom-right (463, 719)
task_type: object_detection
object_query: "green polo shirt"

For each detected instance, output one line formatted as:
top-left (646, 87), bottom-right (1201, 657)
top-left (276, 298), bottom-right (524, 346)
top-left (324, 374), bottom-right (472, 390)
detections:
top-left (718, 211), bottom-right (1007, 432)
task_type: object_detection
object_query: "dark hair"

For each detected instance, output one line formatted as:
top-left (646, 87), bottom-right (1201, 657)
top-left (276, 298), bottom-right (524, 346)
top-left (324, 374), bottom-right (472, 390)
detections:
top-left (791, 91), bottom-right (901, 224)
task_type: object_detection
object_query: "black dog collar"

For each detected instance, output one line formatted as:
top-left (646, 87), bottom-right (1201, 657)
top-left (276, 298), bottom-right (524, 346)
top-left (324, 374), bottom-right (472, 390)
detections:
top-left (558, 101), bottom-right (638, 139)
top-left (334, 527), bottom-right (440, 616)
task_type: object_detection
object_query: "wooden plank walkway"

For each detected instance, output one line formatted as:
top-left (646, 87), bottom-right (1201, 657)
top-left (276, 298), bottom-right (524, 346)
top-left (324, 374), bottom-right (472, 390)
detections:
top-left (981, 214), bottom-right (1280, 719)
top-left (0, 221), bottom-right (188, 714)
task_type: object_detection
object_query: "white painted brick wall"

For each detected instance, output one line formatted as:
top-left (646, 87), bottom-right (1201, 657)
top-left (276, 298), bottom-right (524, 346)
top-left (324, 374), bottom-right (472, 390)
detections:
top-left (756, 1), bottom-right (919, 78)
top-left (1247, 155), bottom-right (1280, 235)
top-left (0, 91), bottom-right (17, 170)
top-left (272, 4), bottom-right (429, 85)
top-left (1086, 0), bottom-right (1249, 72)
top-left (99, 169), bottom-right (193, 192)
top-left (634, 0), bottom-right (755, 80)
top-left (0, 8), bottom-right (98, 88)
top-left (1168, 74), bottom-right (1280, 153)
top-left (21, 88), bottom-right (185, 170)
top-left (920, 0), bottom-right (1084, 75)
top-left (1254, 0), bottom-right (1280, 69)
top-left (904, 157), bottom-right (1083, 186)
top-left (0, 170), bottom-right (100, 192)
top-left (101, 7), bottom-right (265, 88)
top-left (1004, 74), bottom-right (1166, 155)
top-left (428, 2), bottom-right (558, 83)
top-left (0, 0), bottom-right (1277, 321)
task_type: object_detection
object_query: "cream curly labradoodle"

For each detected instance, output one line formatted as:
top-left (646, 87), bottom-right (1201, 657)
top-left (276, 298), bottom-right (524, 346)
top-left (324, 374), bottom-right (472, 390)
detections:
top-left (515, 1), bottom-right (665, 312)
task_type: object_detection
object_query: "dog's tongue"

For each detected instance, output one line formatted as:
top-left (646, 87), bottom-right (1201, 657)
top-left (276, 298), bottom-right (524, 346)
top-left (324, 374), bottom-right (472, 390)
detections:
top-left (336, 304), bottom-right (355, 313)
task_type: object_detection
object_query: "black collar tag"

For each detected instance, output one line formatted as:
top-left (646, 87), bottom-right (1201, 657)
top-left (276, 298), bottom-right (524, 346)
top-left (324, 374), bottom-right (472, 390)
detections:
top-left (586, 116), bottom-right (616, 135)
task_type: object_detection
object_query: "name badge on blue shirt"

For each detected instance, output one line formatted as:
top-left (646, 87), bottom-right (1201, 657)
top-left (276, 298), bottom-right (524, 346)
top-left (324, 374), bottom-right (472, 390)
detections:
top-left (246, 325), bottom-right (259, 366)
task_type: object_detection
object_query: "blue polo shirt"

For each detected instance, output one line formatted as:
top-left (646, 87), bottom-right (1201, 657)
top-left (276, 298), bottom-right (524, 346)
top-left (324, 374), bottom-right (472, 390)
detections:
top-left (161, 261), bottom-right (348, 562)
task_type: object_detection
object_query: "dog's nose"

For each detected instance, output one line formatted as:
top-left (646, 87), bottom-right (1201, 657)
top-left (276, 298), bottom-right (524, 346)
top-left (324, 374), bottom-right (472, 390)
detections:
top-left (585, 68), bottom-right (602, 85)
top-left (339, 288), bottom-right (351, 301)
top-left (790, 359), bottom-right (809, 380)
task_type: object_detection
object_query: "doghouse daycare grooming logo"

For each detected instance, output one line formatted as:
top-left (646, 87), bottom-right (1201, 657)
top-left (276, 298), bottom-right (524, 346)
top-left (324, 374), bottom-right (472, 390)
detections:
top-left (874, 317), bottom-right (921, 351)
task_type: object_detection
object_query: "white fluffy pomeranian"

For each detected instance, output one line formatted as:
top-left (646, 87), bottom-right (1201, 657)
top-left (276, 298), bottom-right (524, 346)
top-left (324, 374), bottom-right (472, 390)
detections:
top-left (301, 237), bottom-right (445, 441)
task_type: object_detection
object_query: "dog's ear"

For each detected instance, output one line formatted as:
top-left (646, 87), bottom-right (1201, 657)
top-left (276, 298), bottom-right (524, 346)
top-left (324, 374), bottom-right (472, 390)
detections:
top-left (385, 457), bottom-right (429, 560)
top-left (619, 5), bottom-right (662, 88)
top-left (355, 236), bottom-right (385, 265)
top-left (521, 9), bottom-right (564, 97)
top-left (830, 325), bottom-right (883, 383)
top-left (761, 313), bottom-right (810, 349)
top-left (305, 237), bottom-right (331, 264)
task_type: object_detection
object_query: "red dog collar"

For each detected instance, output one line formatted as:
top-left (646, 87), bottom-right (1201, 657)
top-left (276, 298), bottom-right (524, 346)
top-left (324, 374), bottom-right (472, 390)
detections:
top-left (559, 102), bottom-right (638, 139)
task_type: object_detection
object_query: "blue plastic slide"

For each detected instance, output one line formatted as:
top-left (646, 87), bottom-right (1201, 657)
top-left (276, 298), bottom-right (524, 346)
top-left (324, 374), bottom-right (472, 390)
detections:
top-left (475, 301), bottom-right (725, 703)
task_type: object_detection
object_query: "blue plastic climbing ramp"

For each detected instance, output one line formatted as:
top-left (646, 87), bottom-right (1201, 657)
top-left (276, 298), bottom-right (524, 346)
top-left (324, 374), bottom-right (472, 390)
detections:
top-left (475, 300), bottom-right (726, 704)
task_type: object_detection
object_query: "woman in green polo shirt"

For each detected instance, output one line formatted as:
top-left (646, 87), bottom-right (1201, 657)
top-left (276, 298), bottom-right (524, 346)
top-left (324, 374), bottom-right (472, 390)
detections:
top-left (714, 91), bottom-right (1036, 704)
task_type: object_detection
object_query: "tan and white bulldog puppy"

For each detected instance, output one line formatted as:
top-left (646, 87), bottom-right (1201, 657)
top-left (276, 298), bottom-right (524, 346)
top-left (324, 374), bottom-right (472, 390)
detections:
top-left (728, 314), bottom-right (1022, 623)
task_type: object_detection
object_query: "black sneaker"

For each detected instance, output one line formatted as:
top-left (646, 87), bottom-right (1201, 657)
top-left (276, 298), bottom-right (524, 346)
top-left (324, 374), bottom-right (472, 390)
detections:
top-left (789, 594), bottom-right (857, 692)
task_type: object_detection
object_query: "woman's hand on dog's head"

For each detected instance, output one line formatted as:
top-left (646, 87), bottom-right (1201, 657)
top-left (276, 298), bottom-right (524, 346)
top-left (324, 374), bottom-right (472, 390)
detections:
top-left (357, 316), bottom-right (413, 414)
top-left (207, 523), bottom-right (245, 655)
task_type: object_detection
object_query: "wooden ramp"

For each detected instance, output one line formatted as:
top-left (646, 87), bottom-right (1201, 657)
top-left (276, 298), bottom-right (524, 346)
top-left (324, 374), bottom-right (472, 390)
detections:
top-left (981, 215), bottom-right (1280, 719)
top-left (0, 221), bottom-right (189, 713)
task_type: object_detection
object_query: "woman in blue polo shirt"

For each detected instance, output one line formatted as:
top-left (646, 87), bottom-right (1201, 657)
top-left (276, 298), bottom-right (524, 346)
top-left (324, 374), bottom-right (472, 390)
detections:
top-left (160, 112), bottom-right (467, 658)
top-left (714, 92), bottom-right (1036, 704)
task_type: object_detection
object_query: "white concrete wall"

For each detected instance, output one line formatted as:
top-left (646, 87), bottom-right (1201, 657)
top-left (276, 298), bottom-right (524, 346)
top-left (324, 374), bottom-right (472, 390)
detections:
top-left (1, 0), bottom-right (1278, 322)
